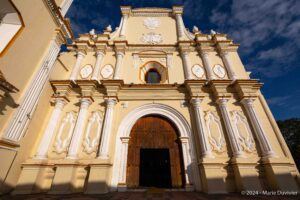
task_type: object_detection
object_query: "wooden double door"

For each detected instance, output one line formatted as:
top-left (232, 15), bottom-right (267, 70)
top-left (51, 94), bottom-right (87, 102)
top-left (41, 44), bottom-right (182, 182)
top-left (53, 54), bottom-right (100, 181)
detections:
top-left (126, 115), bottom-right (185, 188)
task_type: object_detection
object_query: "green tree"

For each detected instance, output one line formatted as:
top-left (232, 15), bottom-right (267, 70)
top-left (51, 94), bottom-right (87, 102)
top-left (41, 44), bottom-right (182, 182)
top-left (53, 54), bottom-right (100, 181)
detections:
top-left (277, 118), bottom-right (300, 170)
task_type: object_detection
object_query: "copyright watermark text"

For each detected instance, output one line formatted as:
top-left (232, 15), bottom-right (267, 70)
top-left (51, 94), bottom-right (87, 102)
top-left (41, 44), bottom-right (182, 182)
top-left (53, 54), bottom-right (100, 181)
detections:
top-left (241, 190), bottom-right (298, 196)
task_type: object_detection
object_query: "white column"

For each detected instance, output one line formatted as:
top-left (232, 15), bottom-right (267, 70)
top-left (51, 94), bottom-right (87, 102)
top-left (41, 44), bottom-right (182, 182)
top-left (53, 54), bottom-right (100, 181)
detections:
top-left (4, 38), bottom-right (61, 141)
top-left (60, 0), bottom-right (74, 16)
top-left (66, 98), bottom-right (92, 159)
top-left (179, 137), bottom-right (192, 185)
top-left (220, 51), bottom-right (237, 81)
top-left (217, 98), bottom-right (243, 157)
top-left (181, 51), bottom-right (192, 80)
top-left (70, 51), bottom-right (85, 81)
top-left (98, 98), bottom-right (117, 159)
top-left (190, 98), bottom-right (213, 157)
top-left (91, 51), bottom-right (105, 80)
top-left (175, 13), bottom-right (185, 39)
top-left (113, 52), bottom-right (124, 79)
top-left (119, 14), bottom-right (128, 37)
top-left (241, 98), bottom-right (275, 157)
top-left (35, 98), bottom-right (67, 159)
top-left (118, 137), bottom-right (130, 184)
top-left (200, 51), bottom-right (215, 80)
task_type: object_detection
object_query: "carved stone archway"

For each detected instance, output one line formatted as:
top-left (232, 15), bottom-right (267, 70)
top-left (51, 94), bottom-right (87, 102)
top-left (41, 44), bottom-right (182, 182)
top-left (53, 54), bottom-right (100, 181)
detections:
top-left (111, 103), bottom-right (201, 191)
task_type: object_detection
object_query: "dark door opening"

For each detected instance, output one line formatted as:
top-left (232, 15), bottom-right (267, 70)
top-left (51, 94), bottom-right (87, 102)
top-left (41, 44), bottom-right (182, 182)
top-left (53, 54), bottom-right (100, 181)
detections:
top-left (139, 148), bottom-right (172, 188)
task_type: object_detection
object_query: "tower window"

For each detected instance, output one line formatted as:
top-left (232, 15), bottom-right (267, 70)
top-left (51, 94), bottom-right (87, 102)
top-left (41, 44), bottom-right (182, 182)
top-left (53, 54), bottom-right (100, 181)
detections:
top-left (145, 69), bottom-right (161, 84)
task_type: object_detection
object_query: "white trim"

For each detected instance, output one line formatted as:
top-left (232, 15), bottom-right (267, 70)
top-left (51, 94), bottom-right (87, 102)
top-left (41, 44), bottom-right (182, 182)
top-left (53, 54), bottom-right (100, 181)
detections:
top-left (110, 103), bottom-right (201, 191)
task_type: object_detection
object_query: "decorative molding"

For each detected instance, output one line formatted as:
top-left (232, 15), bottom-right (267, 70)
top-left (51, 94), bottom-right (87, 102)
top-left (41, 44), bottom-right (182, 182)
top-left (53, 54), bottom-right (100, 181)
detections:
top-left (204, 111), bottom-right (226, 153)
top-left (143, 17), bottom-right (160, 30)
top-left (83, 111), bottom-right (103, 154)
top-left (101, 64), bottom-right (114, 79)
top-left (80, 64), bottom-right (93, 79)
top-left (53, 111), bottom-right (76, 154)
top-left (141, 32), bottom-right (163, 44)
top-left (231, 111), bottom-right (255, 153)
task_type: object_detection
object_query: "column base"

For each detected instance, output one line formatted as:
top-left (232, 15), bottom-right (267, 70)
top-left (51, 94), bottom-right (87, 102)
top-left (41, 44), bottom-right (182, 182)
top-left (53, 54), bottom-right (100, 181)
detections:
top-left (49, 164), bottom-right (87, 194)
top-left (198, 158), bottom-right (228, 194)
top-left (231, 157), bottom-right (263, 191)
top-left (84, 160), bottom-right (112, 194)
top-left (262, 157), bottom-right (300, 191)
top-left (13, 163), bottom-right (56, 195)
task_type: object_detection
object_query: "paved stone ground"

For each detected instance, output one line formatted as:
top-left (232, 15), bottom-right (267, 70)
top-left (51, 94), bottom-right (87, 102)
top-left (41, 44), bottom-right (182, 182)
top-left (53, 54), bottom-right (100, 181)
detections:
top-left (1, 191), bottom-right (299, 200)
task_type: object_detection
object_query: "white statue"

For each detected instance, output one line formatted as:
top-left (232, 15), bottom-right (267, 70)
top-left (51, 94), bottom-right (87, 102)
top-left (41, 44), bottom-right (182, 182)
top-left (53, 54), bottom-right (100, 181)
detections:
top-left (192, 26), bottom-right (199, 33)
top-left (106, 25), bottom-right (112, 32)
top-left (210, 29), bottom-right (216, 35)
top-left (89, 29), bottom-right (96, 36)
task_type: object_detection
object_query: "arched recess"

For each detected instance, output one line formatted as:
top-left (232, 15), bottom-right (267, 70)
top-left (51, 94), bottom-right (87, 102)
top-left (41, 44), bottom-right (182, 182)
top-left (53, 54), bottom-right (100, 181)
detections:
top-left (139, 61), bottom-right (168, 84)
top-left (111, 103), bottom-right (201, 191)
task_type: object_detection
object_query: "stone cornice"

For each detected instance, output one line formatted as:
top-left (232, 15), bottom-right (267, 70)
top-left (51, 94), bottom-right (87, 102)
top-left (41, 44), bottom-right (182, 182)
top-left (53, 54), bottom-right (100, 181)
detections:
top-left (209, 80), bottom-right (232, 99)
top-left (233, 79), bottom-right (263, 99)
top-left (43, 0), bottom-right (74, 39)
top-left (184, 79), bottom-right (207, 98)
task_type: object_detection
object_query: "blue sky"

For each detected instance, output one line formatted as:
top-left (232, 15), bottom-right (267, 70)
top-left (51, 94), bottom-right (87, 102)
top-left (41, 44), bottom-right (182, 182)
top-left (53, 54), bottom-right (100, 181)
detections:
top-left (66, 0), bottom-right (300, 120)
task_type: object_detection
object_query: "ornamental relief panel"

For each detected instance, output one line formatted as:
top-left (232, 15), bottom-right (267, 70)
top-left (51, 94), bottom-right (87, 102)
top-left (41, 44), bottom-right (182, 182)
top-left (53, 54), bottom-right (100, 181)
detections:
top-left (192, 64), bottom-right (205, 79)
top-left (82, 111), bottom-right (103, 154)
top-left (143, 17), bottom-right (160, 30)
top-left (204, 111), bottom-right (226, 153)
top-left (101, 64), bottom-right (114, 79)
top-left (80, 64), bottom-right (93, 79)
top-left (53, 111), bottom-right (77, 154)
top-left (231, 111), bottom-right (256, 153)
top-left (140, 32), bottom-right (163, 44)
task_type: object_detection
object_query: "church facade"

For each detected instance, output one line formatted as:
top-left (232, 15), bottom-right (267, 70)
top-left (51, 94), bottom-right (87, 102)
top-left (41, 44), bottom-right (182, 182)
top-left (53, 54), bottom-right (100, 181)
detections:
top-left (1, 4), bottom-right (299, 194)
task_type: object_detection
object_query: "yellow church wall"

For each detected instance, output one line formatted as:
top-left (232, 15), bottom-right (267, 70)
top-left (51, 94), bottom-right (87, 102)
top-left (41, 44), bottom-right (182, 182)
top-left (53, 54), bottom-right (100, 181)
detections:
top-left (0, 60), bottom-right (69, 193)
top-left (0, 0), bottom-right (60, 134)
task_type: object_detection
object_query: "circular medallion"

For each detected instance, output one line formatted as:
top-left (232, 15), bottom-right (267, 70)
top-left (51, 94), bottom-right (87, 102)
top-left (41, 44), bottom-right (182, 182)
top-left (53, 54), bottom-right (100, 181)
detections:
top-left (213, 64), bottom-right (226, 78)
top-left (80, 64), bottom-right (93, 79)
top-left (192, 64), bottom-right (205, 78)
top-left (101, 64), bottom-right (114, 78)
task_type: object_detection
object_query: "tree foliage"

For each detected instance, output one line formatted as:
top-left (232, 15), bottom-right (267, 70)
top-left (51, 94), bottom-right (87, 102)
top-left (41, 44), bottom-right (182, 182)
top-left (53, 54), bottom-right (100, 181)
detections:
top-left (277, 118), bottom-right (300, 170)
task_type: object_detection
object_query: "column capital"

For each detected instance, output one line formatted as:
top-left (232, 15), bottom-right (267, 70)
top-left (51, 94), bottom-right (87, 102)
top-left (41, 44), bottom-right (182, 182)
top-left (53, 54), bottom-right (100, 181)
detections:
top-left (218, 50), bottom-right (229, 57)
top-left (116, 51), bottom-right (125, 57)
top-left (241, 97), bottom-right (256, 107)
top-left (216, 97), bottom-right (230, 106)
top-left (120, 6), bottom-right (131, 15)
top-left (120, 137), bottom-right (130, 143)
top-left (51, 97), bottom-right (69, 108)
top-left (95, 50), bottom-right (105, 57)
top-left (80, 97), bottom-right (93, 109)
top-left (76, 50), bottom-right (87, 57)
top-left (190, 97), bottom-right (203, 107)
top-left (172, 6), bottom-right (183, 15)
top-left (105, 98), bottom-right (117, 108)
top-left (80, 96), bottom-right (93, 104)
top-left (179, 136), bottom-right (189, 143)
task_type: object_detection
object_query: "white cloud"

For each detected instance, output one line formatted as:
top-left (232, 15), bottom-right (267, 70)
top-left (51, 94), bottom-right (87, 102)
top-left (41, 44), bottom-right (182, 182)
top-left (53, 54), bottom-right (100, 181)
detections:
top-left (209, 0), bottom-right (300, 77)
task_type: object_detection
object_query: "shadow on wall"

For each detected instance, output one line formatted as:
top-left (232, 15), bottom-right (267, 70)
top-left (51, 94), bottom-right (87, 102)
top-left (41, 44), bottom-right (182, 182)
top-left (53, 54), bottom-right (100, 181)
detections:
top-left (0, 163), bottom-right (299, 196)
top-left (0, 92), bottom-right (19, 115)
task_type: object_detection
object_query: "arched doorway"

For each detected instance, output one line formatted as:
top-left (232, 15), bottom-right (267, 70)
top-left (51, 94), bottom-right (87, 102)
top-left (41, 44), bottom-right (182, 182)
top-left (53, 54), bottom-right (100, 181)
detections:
top-left (126, 115), bottom-right (185, 188)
